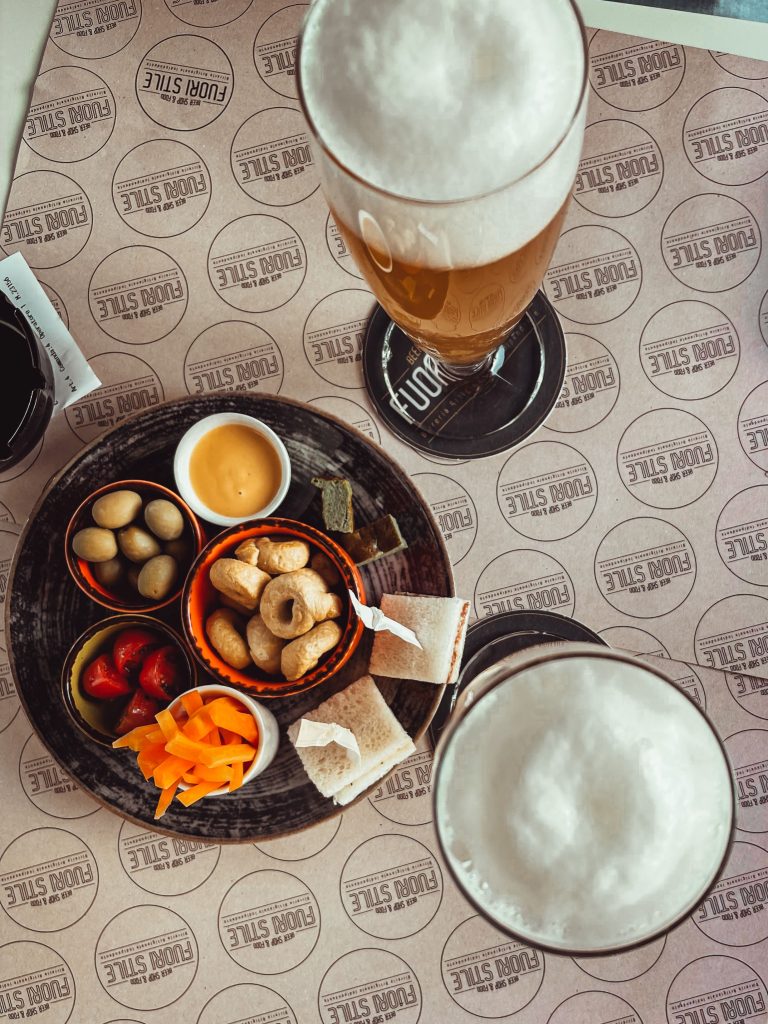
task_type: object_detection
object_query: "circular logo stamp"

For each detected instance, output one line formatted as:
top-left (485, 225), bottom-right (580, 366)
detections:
top-left (303, 289), bottom-right (374, 388)
top-left (441, 915), bottom-right (545, 1018)
top-left (95, 905), bottom-right (197, 1010)
top-left (308, 396), bottom-right (381, 444)
top-left (716, 488), bottom-right (768, 586)
top-left (0, 525), bottom-right (20, 636)
top-left (475, 550), bottom-right (575, 620)
top-left (197, 983), bottom-right (297, 1024)
top-left (165, 0), bottom-right (252, 27)
top-left (184, 321), bottom-right (284, 396)
top-left (340, 835), bottom-right (442, 939)
top-left (727, 670), bottom-right (768, 720)
top-left (255, 815), bottom-right (340, 861)
top-left (0, 437), bottom-right (42, 485)
top-left (667, 955), bottom-right (767, 1024)
top-left (692, 841), bottom-right (768, 947)
top-left (595, 518), bottom-right (696, 618)
top-left (65, 352), bottom-right (164, 444)
top-left (574, 119), bottom-right (663, 217)
top-left (695, 595), bottom-right (768, 675)
top-left (616, 408), bottom-right (718, 509)
top-left (665, 661), bottom-right (706, 710)
top-left (218, 870), bottom-right (320, 974)
top-left (661, 193), bottom-right (761, 292)
top-left (118, 822), bottom-right (219, 896)
top-left (543, 225), bottom-right (641, 325)
top-left (0, 503), bottom-right (14, 524)
top-left (547, 333), bottom-right (620, 433)
top-left (640, 300), bottom-right (739, 401)
top-left (253, 4), bottom-right (307, 99)
top-left (24, 67), bottom-right (115, 163)
top-left (318, 949), bottom-right (421, 1024)
top-left (0, 645), bottom-right (19, 734)
top-left (550, 991), bottom-right (643, 1024)
top-left (761, 291), bottom-right (768, 346)
top-left (683, 88), bottom-right (768, 186)
top-left (0, 941), bottom-right (75, 1024)
top-left (725, 729), bottom-right (768, 835)
top-left (590, 31), bottom-right (685, 111)
top-left (497, 441), bottom-right (597, 541)
top-left (40, 282), bottom-right (68, 328)
top-left (18, 734), bottom-right (99, 819)
top-left (369, 735), bottom-right (433, 825)
top-left (89, 246), bottom-right (188, 344)
top-left (50, 0), bottom-right (141, 59)
top-left (574, 936), bottom-right (665, 982)
top-left (136, 35), bottom-right (233, 131)
top-left (327, 213), bottom-right (363, 278)
top-left (738, 382), bottom-right (768, 472)
top-left (112, 140), bottom-right (211, 238)
top-left (410, 474), bottom-right (476, 565)
top-left (711, 51), bottom-right (768, 80)
top-left (208, 215), bottom-right (306, 313)
top-left (1, 171), bottom-right (92, 269)
top-left (0, 828), bottom-right (98, 932)
top-left (598, 625), bottom-right (669, 658)
top-left (231, 108), bottom-right (318, 206)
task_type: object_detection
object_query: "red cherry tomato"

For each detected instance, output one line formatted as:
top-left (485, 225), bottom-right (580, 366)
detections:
top-left (113, 628), bottom-right (161, 678)
top-left (138, 645), bottom-right (184, 701)
top-left (115, 689), bottom-right (161, 735)
top-left (82, 654), bottom-right (133, 701)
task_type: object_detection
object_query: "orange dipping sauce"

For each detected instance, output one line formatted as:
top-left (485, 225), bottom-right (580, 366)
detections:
top-left (189, 424), bottom-right (282, 518)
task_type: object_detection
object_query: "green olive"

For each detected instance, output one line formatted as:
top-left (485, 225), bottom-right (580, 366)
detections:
top-left (137, 555), bottom-right (178, 601)
top-left (93, 557), bottom-right (124, 588)
top-left (91, 490), bottom-right (142, 529)
top-left (164, 537), bottom-right (190, 563)
top-left (118, 525), bottom-right (161, 563)
top-left (144, 499), bottom-right (184, 541)
top-left (126, 565), bottom-right (141, 591)
top-left (72, 527), bottom-right (117, 563)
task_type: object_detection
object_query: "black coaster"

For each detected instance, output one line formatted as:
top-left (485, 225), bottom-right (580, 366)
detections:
top-left (363, 291), bottom-right (566, 459)
top-left (430, 611), bottom-right (606, 743)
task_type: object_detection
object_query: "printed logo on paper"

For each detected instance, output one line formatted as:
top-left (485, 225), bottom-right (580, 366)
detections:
top-left (65, 352), bottom-right (164, 443)
top-left (760, 291), bottom-right (768, 347)
top-left (18, 734), bottom-right (99, 819)
top-left (218, 870), bottom-right (320, 974)
top-left (309, 396), bottom-right (381, 444)
top-left (664, 662), bottom-right (706, 710)
top-left (95, 905), bottom-right (197, 1010)
top-left (616, 408), bottom-right (718, 509)
top-left (165, 0), bottom-right (252, 27)
top-left (255, 815), bottom-right (340, 862)
top-left (0, 646), bottom-right (19, 734)
top-left (544, 225), bottom-right (641, 325)
top-left (208, 216), bottom-right (306, 313)
top-left (50, 0), bottom-right (141, 59)
top-left (1, 171), bottom-right (92, 269)
top-left (253, 4), bottom-right (308, 98)
top-left (0, 526), bottom-right (20, 636)
top-left (475, 550), bottom-right (575, 619)
top-left (118, 822), bottom-right (219, 896)
top-left (595, 518), bottom-right (696, 619)
top-left (661, 194), bottom-right (761, 292)
top-left (549, 990), bottom-right (643, 1024)
top-left (303, 289), bottom-right (374, 388)
top-left (0, 828), bottom-right (97, 932)
top-left (441, 915), bottom-right (545, 1018)
top-left (693, 842), bottom-right (768, 946)
top-left (318, 949), bottom-right (421, 1024)
top-left (716, 488), bottom-right (768, 587)
top-left (640, 300), bottom-right (739, 400)
top-left (695, 595), bottom-right (768, 676)
top-left (0, 941), bottom-right (75, 1024)
top-left (598, 625), bottom-right (669, 659)
top-left (574, 120), bottom-right (663, 217)
top-left (24, 67), bottom-right (115, 163)
top-left (0, 438), bottom-right (42, 485)
top-left (683, 88), bottom-right (768, 186)
top-left (548, 334), bottom-right (619, 433)
top-left (184, 322), bottom-right (284, 396)
top-left (112, 140), bottom-right (211, 237)
top-left (136, 35), bottom-right (233, 131)
top-left (197, 983), bottom-right (297, 1024)
top-left (231, 108), bottom-right (318, 206)
top-left (666, 955), bottom-right (767, 1024)
top-left (710, 51), bottom-right (768, 80)
top-left (89, 246), bottom-right (188, 345)
top-left (40, 282), bottom-right (68, 328)
top-left (589, 31), bottom-right (685, 111)
top-left (727, 670), bottom-right (768, 720)
top-left (411, 474), bottom-right (476, 565)
top-left (327, 213), bottom-right (364, 279)
top-left (738, 382), bottom-right (768, 472)
top-left (573, 936), bottom-right (665, 982)
top-left (725, 730), bottom-right (768, 836)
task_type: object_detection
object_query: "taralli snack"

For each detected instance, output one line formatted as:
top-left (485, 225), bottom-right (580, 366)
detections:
top-left (369, 593), bottom-right (470, 685)
top-left (236, 536), bottom-right (310, 575)
top-left (310, 550), bottom-right (341, 587)
top-left (206, 608), bottom-right (251, 669)
top-left (246, 614), bottom-right (284, 675)
top-left (209, 558), bottom-right (270, 611)
top-left (260, 568), bottom-right (342, 639)
top-left (282, 620), bottom-right (342, 680)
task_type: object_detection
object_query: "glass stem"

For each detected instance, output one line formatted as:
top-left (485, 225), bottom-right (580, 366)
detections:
top-left (434, 346), bottom-right (503, 382)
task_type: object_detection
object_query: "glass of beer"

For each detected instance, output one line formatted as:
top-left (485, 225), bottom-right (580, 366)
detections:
top-left (298, 0), bottom-right (588, 457)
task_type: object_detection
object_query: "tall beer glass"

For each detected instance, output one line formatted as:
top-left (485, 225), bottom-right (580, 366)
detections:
top-left (298, 0), bottom-right (588, 457)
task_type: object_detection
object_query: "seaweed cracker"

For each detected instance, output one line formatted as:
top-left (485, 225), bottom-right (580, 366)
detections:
top-left (311, 476), bottom-right (355, 533)
top-left (339, 514), bottom-right (407, 566)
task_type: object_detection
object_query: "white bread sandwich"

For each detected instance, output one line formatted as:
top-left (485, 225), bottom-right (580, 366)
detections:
top-left (288, 675), bottom-right (415, 805)
top-left (368, 593), bottom-right (470, 685)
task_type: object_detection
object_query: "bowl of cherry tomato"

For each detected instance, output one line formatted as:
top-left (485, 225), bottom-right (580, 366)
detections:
top-left (62, 615), bottom-right (196, 745)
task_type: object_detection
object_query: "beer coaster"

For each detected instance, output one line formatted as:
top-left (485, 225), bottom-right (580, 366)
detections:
top-left (363, 291), bottom-right (566, 459)
top-left (430, 611), bottom-right (605, 743)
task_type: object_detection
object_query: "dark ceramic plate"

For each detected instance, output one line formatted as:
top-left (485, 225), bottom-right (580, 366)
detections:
top-left (7, 394), bottom-right (452, 842)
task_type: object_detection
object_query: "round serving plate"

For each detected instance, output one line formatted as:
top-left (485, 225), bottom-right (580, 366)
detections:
top-left (7, 394), bottom-right (453, 842)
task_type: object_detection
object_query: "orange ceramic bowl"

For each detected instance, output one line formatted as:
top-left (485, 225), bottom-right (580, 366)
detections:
top-left (182, 517), bottom-right (366, 698)
top-left (65, 479), bottom-right (205, 613)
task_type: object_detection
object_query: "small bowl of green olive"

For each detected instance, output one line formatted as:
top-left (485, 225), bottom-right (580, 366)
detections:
top-left (65, 480), bottom-right (205, 613)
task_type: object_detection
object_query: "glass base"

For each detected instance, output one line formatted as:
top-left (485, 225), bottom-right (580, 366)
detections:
top-left (363, 291), bottom-right (567, 459)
